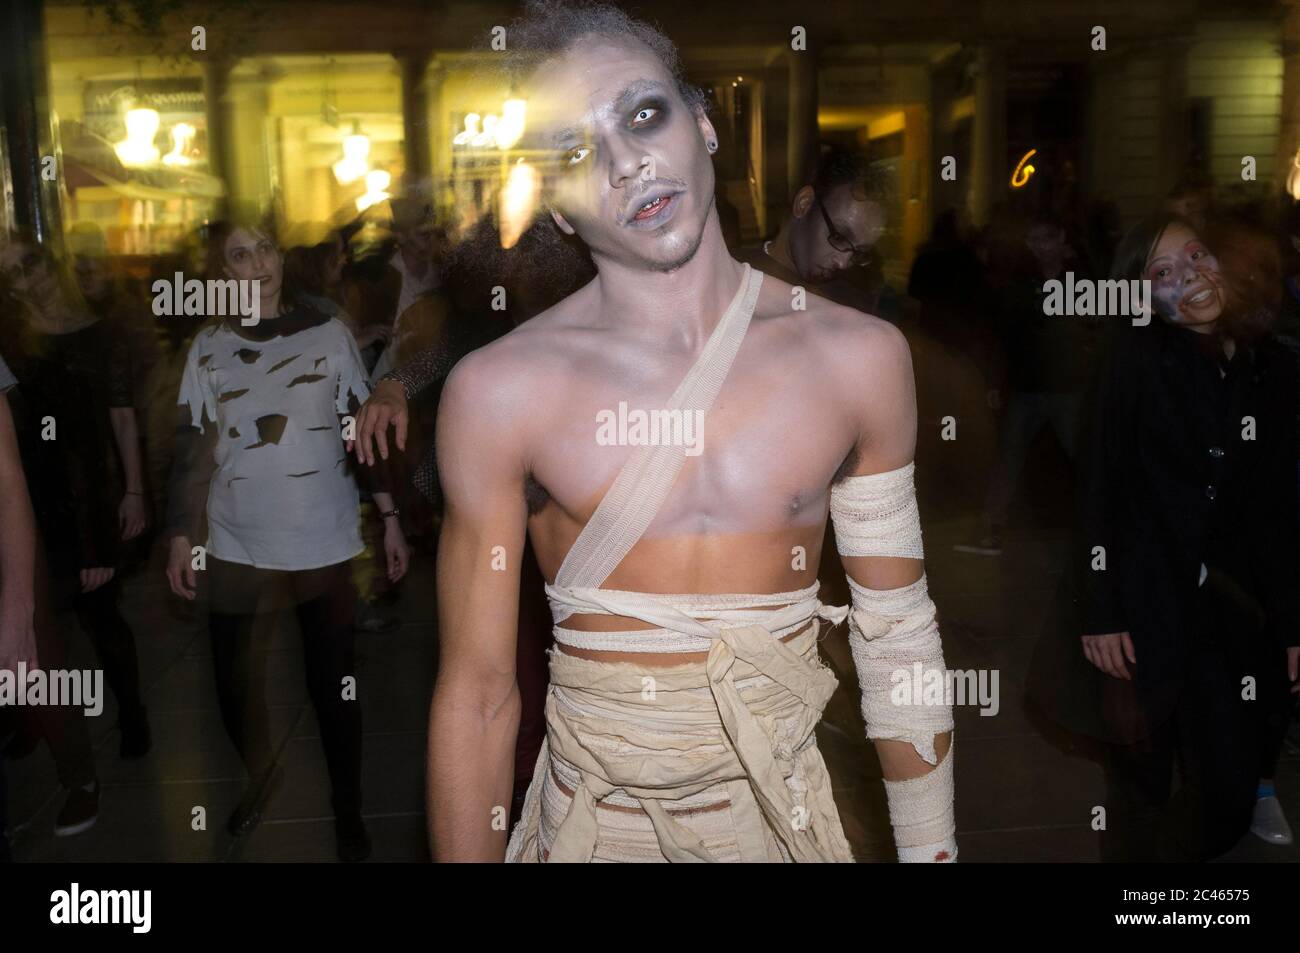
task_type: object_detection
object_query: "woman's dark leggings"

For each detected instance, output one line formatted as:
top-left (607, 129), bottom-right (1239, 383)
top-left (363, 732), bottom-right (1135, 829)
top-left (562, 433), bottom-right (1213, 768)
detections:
top-left (72, 576), bottom-right (144, 723)
top-left (207, 558), bottom-right (361, 818)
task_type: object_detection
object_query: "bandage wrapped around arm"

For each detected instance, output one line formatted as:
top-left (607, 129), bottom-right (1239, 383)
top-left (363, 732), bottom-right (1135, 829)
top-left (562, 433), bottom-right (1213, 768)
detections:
top-left (830, 463), bottom-right (956, 862)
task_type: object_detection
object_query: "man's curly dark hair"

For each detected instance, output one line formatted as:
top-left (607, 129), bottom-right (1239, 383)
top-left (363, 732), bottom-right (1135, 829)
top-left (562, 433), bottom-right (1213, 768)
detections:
top-left (501, 0), bottom-right (707, 115)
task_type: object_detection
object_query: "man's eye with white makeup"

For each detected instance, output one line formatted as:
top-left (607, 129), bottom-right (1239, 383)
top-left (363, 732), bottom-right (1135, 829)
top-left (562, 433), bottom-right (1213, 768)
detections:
top-left (632, 106), bottom-right (659, 125)
top-left (565, 146), bottom-right (592, 167)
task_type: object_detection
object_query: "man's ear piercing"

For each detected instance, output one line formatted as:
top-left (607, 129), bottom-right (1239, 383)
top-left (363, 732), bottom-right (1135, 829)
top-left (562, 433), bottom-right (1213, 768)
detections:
top-left (707, 140), bottom-right (718, 153)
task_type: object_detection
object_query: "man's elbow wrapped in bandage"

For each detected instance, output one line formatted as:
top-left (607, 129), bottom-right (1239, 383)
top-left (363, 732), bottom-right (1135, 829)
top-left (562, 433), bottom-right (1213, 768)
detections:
top-left (830, 461), bottom-right (956, 863)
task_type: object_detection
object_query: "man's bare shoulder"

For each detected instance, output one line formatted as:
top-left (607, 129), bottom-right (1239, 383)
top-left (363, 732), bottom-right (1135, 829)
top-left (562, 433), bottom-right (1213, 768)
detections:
top-left (440, 286), bottom-right (596, 422)
top-left (754, 272), bottom-right (911, 379)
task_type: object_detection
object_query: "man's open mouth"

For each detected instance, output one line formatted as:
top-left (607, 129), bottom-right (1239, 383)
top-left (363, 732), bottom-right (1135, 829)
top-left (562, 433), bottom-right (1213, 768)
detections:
top-left (623, 189), bottom-right (681, 227)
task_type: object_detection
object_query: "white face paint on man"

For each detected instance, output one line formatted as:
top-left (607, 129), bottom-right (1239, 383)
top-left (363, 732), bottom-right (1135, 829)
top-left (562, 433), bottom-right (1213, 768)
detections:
top-left (527, 36), bottom-right (720, 274)
top-left (1144, 221), bottom-right (1223, 332)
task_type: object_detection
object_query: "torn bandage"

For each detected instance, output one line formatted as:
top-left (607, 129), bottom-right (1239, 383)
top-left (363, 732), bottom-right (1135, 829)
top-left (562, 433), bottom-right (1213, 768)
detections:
top-left (884, 741), bottom-right (957, 863)
top-left (831, 464), bottom-right (956, 861)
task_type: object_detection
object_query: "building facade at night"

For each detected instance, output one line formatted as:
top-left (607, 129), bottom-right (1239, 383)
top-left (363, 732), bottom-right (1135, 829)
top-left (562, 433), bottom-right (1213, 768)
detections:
top-left (3, 0), bottom-right (1298, 283)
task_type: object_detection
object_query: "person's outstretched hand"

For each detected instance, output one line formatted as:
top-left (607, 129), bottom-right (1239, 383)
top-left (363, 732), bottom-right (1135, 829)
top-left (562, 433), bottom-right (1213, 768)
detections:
top-left (350, 379), bottom-right (408, 466)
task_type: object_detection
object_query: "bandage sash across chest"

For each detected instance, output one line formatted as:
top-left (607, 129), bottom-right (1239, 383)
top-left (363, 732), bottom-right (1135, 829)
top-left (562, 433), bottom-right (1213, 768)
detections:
top-left (506, 263), bottom-right (856, 862)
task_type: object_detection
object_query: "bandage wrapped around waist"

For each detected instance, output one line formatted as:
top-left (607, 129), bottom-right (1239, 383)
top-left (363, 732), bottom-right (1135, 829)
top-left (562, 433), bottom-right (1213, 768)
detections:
top-left (830, 463), bottom-right (956, 861)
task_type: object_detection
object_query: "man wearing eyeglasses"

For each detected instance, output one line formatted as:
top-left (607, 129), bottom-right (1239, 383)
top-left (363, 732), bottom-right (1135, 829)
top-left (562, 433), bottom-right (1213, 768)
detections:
top-left (737, 148), bottom-right (889, 314)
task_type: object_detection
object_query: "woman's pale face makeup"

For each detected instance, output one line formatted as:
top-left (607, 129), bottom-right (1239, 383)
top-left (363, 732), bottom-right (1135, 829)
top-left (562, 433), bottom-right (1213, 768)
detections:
top-left (223, 228), bottom-right (282, 300)
top-left (1144, 221), bottom-right (1222, 332)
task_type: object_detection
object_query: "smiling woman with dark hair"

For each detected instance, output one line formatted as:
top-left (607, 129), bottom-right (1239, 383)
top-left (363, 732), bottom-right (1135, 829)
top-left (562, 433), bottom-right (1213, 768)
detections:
top-left (1036, 212), bottom-right (1300, 861)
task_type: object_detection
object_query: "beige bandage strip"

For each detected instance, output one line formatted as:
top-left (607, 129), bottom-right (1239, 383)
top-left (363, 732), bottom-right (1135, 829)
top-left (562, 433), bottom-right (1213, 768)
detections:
top-left (844, 575), bottom-right (953, 764)
top-left (829, 467), bottom-right (956, 860)
top-left (555, 264), bottom-right (764, 591)
top-left (884, 743), bottom-right (957, 863)
top-left (829, 462), bottom-right (924, 559)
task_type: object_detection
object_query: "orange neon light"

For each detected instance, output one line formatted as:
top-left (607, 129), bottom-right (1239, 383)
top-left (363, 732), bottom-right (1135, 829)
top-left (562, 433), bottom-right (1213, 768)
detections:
top-left (1010, 149), bottom-right (1037, 188)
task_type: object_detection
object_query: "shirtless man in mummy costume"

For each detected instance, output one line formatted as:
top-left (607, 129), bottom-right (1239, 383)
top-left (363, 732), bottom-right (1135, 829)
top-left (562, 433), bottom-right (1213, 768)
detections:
top-left (353, 0), bottom-right (955, 862)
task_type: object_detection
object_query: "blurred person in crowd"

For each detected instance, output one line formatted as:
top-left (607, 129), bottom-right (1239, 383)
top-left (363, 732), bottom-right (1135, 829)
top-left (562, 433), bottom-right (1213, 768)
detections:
top-left (1246, 202), bottom-right (1300, 846)
top-left (905, 207), bottom-right (996, 515)
top-left (68, 223), bottom-right (161, 422)
top-left (368, 199), bottom-right (444, 383)
top-left (1033, 213), bottom-right (1300, 862)
top-left (1166, 173), bottom-right (1215, 234)
top-left (736, 147), bottom-right (888, 314)
top-left (0, 352), bottom-right (38, 862)
top-left (352, 216), bottom-right (594, 826)
top-left (164, 221), bottom-right (409, 861)
top-left (68, 224), bottom-right (160, 555)
top-left (284, 235), bottom-right (392, 353)
top-left (955, 212), bottom-right (1095, 555)
top-left (0, 233), bottom-right (152, 837)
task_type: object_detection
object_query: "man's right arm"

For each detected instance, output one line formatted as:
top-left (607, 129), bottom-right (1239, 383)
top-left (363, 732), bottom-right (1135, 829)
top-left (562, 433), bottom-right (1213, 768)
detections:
top-left (427, 348), bottom-right (529, 861)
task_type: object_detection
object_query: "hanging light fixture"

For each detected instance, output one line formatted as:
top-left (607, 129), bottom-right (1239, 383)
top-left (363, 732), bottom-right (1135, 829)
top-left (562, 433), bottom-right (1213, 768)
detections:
top-left (472, 114), bottom-right (499, 148)
top-left (356, 169), bottom-right (392, 212)
top-left (453, 113), bottom-right (481, 147)
top-left (162, 122), bottom-right (196, 167)
top-left (115, 107), bottom-right (161, 167)
top-left (114, 61), bottom-right (161, 168)
top-left (495, 97), bottom-right (527, 150)
top-left (333, 122), bottom-right (370, 185)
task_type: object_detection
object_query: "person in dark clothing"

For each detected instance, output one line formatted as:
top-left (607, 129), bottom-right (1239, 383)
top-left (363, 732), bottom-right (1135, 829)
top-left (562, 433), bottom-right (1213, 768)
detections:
top-left (735, 147), bottom-right (888, 315)
top-left (0, 234), bottom-right (153, 838)
top-left (955, 214), bottom-right (1095, 555)
top-left (1030, 213), bottom-right (1300, 862)
top-left (1252, 202), bottom-right (1300, 845)
top-left (350, 217), bottom-right (593, 824)
top-left (906, 209), bottom-right (997, 515)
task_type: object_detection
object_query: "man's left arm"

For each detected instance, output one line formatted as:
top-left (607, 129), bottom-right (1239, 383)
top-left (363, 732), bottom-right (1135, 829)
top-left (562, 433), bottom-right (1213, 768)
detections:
top-left (827, 319), bottom-right (956, 862)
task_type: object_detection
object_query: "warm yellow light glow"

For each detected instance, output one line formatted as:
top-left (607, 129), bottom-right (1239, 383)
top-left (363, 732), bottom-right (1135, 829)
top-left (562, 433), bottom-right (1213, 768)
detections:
top-left (333, 132), bottom-right (371, 185)
top-left (114, 107), bottom-right (161, 167)
top-left (453, 113), bottom-right (481, 146)
top-left (1288, 147), bottom-right (1300, 201)
top-left (1010, 149), bottom-right (1037, 188)
top-left (355, 169), bottom-right (392, 212)
top-left (499, 158), bottom-right (540, 249)
top-left (472, 114), bottom-right (498, 148)
top-left (162, 122), bottom-right (196, 167)
top-left (496, 98), bottom-right (527, 150)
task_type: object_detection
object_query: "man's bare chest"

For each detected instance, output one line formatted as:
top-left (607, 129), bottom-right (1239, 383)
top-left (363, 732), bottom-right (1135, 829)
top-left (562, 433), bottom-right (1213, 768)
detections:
top-left (522, 346), bottom-right (857, 535)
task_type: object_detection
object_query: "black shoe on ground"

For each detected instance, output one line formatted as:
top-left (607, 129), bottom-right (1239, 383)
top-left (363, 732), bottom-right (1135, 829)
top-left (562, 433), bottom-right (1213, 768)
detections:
top-left (55, 781), bottom-right (100, 837)
top-left (335, 813), bottom-right (371, 862)
top-left (119, 706), bottom-right (152, 759)
top-left (227, 764), bottom-right (284, 837)
top-left (953, 531), bottom-right (1003, 556)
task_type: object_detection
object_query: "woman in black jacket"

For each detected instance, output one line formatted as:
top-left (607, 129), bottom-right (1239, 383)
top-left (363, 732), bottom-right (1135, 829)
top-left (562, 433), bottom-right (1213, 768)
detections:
top-left (1034, 213), bottom-right (1300, 862)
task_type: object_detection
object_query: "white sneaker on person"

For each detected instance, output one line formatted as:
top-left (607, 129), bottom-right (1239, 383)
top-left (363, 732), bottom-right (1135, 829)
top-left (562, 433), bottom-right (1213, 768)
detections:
top-left (1250, 796), bottom-right (1293, 845)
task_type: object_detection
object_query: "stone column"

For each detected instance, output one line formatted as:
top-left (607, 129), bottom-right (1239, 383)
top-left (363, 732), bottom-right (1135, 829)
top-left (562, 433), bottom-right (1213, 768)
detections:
top-left (970, 43), bottom-right (1006, 228)
top-left (398, 51), bottom-right (432, 196)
